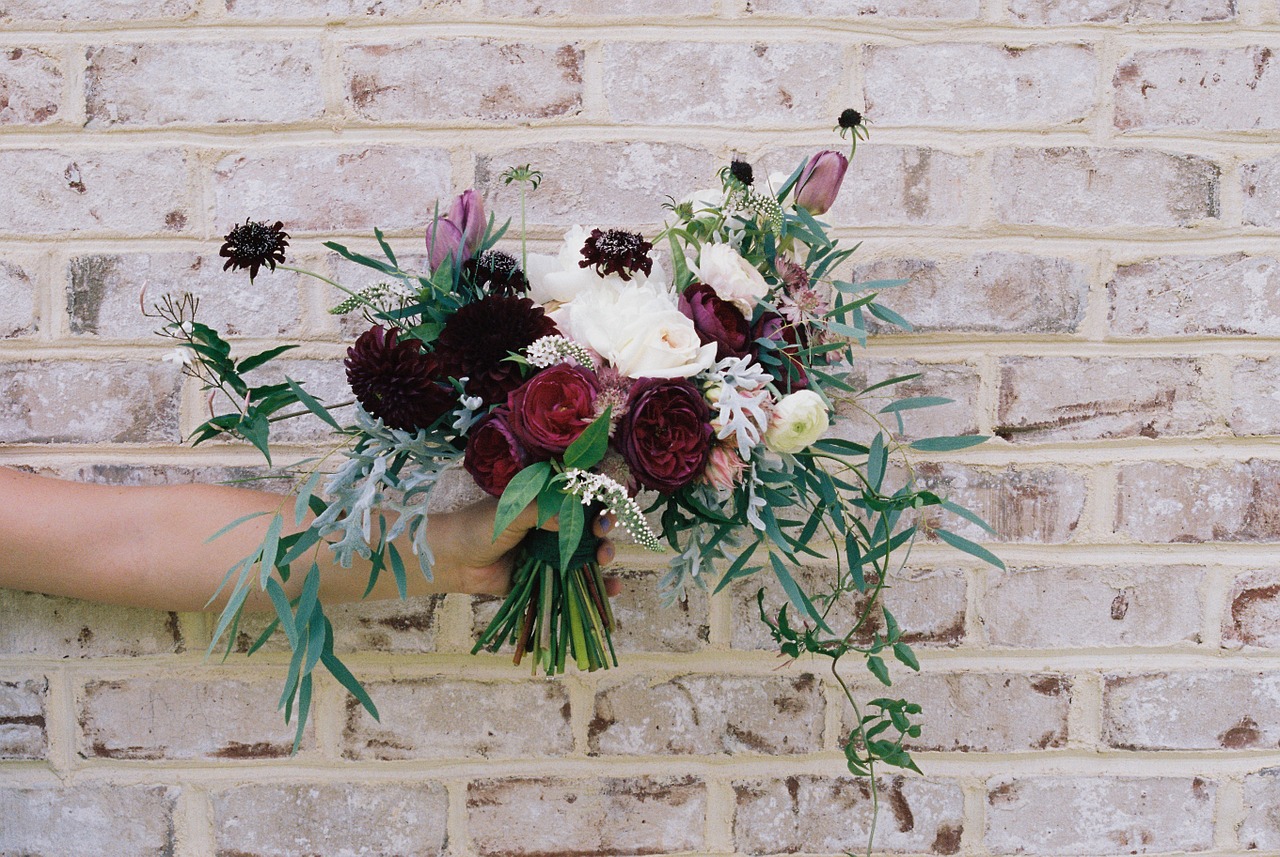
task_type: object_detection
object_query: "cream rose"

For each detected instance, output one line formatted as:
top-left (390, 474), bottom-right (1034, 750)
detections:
top-left (691, 243), bottom-right (769, 316)
top-left (764, 390), bottom-right (830, 454)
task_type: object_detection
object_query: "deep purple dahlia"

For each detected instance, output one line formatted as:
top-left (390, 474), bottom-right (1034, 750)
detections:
top-left (434, 294), bottom-right (558, 406)
top-left (345, 325), bottom-right (453, 431)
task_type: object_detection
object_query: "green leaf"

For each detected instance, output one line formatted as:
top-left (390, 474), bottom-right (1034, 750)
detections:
top-left (910, 434), bottom-right (989, 452)
top-left (285, 377), bottom-right (342, 430)
top-left (867, 301), bottom-right (913, 331)
top-left (558, 491), bottom-right (585, 573)
top-left (860, 372), bottom-right (922, 395)
top-left (562, 407), bottom-right (611, 471)
top-left (374, 227), bottom-right (397, 268)
top-left (265, 577), bottom-right (299, 650)
top-left (321, 618), bottom-right (379, 721)
top-left (893, 641), bottom-right (920, 671)
top-left (258, 513), bottom-right (284, 589)
top-left (238, 411), bottom-right (272, 464)
top-left (941, 499), bottom-right (997, 535)
top-left (879, 396), bottom-right (952, 414)
top-left (204, 510), bottom-right (270, 544)
top-left (867, 433), bottom-right (886, 492)
top-left (291, 674), bottom-right (312, 753)
top-left (322, 241), bottom-right (395, 274)
top-left (295, 470), bottom-right (324, 527)
top-left (809, 438), bottom-right (870, 456)
top-left (867, 655), bottom-right (891, 686)
top-left (769, 552), bottom-right (832, 634)
top-left (494, 461), bottom-right (552, 541)
top-left (711, 540), bottom-right (762, 595)
top-left (388, 541), bottom-right (408, 599)
top-left (935, 527), bottom-right (1005, 570)
top-left (237, 344), bottom-right (299, 374)
top-left (667, 232), bottom-right (691, 288)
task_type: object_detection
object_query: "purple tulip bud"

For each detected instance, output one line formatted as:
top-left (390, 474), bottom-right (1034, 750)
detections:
top-left (449, 189), bottom-right (486, 257)
top-left (425, 217), bottom-right (464, 271)
top-left (793, 150), bottom-right (848, 216)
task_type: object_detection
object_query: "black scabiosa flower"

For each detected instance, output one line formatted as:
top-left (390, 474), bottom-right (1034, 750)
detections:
top-left (464, 250), bottom-right (529, 297)
top-left (578, 228), bottom-right (653, 282)
top-left (219, 219), bottom-right (290, 282)
top-left (729, 158), bottom-right (754, 186)
top-left (838, 108), bottom-right (863, 131)
top-left (345, 325), bottom-right (454, 432)
top-left (433, 295), bottom-right (558, 406)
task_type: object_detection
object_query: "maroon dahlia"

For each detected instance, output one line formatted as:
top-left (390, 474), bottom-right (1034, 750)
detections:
top-left (344, 325), bottom-right (454, 431)
top-left (578, 228), bottom-right (653, 282)
top-left (615, 378), bottom-right (713, 494)
top-left (464, 409), bottom-right (531, 497)
top-left (434, 295), bottom-right (558, 406)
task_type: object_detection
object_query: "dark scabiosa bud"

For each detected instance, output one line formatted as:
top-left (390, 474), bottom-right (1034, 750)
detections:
top-left (219, 219), bottom-right (289, 282)
top-left (729, 159), bottom-right (754, 186)
top-left (838, 108), bottom-right (863, 131)
top-left (464, 249), bottom-right (529, 297)
top-left (344, 325), bottom-right (454, 431)
top-left (578, 228), bottom-right (654, 282)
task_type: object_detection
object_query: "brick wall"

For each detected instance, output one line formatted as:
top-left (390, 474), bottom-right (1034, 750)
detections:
top-left (1, 1), bottom-right (1278, 854)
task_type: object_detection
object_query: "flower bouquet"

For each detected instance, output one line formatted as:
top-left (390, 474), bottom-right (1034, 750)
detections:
top-left (150, 112), bottom-right (1002, 818)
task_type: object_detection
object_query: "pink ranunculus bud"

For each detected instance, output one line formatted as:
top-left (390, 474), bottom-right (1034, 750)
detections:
top-left (449, 189), bottom-right (486, 257)
top-left (793, 150), bottom-right (849, 216)
top-left (425, 217), bottom-right (464, 272)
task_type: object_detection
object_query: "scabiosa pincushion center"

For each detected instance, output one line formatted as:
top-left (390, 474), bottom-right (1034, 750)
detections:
top-left (577, 228), bottom-right (654, 281)
top-left (219, 219), bottom-right (289, 282)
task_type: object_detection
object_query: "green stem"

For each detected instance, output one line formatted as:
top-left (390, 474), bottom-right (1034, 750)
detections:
top-left (277, 265), bottom-right (363, 303)
top-left (520, 185), bottom-right (528, 272)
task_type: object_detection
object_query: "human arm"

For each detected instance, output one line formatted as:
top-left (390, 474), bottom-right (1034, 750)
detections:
top-left (0, 467), bottom-right (615, 613)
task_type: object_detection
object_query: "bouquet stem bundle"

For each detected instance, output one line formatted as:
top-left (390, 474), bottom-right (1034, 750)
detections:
top-left (473, 528), bottom-right (617, 674)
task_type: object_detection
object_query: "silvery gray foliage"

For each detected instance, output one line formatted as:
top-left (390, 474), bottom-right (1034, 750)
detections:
top-left (660, 484), bottom-right (743, 607)
top-left (312, 406), bottom-right (463, 576)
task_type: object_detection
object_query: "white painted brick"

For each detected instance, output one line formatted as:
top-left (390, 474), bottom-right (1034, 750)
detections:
top-left (1008, 0), bottom-right (1235, 23)
top-left (1224, 569), bottom-right (1280, 649)
top-left (484, 0), bottom-right (716, 15)
top-left (0, 255), bottom-right (37, 338)
top-left (0, 590), bottom-right (182, 658)
top-left (867, 43), bottom-right (1096, 127)
top-left (344, 39), bottom-right (583, 122)
top-left (835, 358), bottom-right (981, 444)
top-left (225, 0), bottom-right (440, 18)
top-left (1230, 357), bottom-right (1280, 435)
top-left (602, 41), bottom-right (843, 125)
top-left (0, 0), bottom-right (194, 22)
top-left (1115, 460), bottom-right (1280, 543)
top-left (0, 677), bottom-right (46, 760)
top-left (1104, 670), bottom-right (1280, 749)
top-left (993, 147), bottom-right (1220, 228)
top-left (0, 785), bottom-right (178, 855)
top-left (1243, 154), bottom-right (1280, 226)
top-left (85, 41), bottom-right (324, 128)
top-left (0, 46), bottom-right (62, 126)
top-left (609, 569), bottom-right (710, 653)
top-left (916, 463), bottom-right (1088, 544)
top-left (1242, 768), bottom-right (1280, 851)
top-left (1116, 47), bottom-right (1280, 131)
top-left (1109, 253), bottom-right (1280, 336)
top-left (748, 0), bottom-right (979, 16)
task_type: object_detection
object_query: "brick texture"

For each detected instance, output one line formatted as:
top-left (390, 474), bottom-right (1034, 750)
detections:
top-left (1109, 253), bottom-right (1280, 336)
top-left (0, 677), bottom-right (47, 760)
top-left (1243, 155), bottom-right (1280, 226)
top-left (1224, 569), bottom-right (1280, 649)
top-left (1008, 0), bottom-right (1235, 23)
top-left (1115, 47), bottom-right (1280, 131)
top-left (0, 786), bottom-right (178, 855)
top-left (1104, 670), bottom-right (1280, 750)
top-left (1115, 460), bottom-right (1280, 543)
top-left (0, 46), bottom-right (63, 126)
top-left (0, 256), bottom-right (38, 338)
top-left (0, 590), bottom-right (182, 657)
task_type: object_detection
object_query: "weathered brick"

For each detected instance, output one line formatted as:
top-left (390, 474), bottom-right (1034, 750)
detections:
top-left (835, 358), bottom-right (981, 443)
top-left (841, 671), bottom-right (1071, 752)
top-left (343, 677), bottom-right (572, 759)
top-left (851, 253), bottom-right (1088, 333)
top-left (996, 356), bottom-right (1213, 442)
top-left (0, 256), bottom-right (37, 338)
top-left (27, 461), bottom-right (275, 488)
top-left (1115, 460), bottom-right (1280, 543)
top-left (1105, 670), bottom-right (1280, 749)
top-left (0, 785), bottom-right (177, 855)
top-left (476, 142), bottom-right (718, 227)
top-left (986, 565), bottom-right (1205, 648)
top-left (70, 252), bottom-right (302, 340)
top-left (0, 148), bottom-right (191, 236)
top-left (209, 357), bottom-right (351, 445)
top-left (1230, 357), bottom-right (1280, 435)
top-left (485, 0), bottom-right (716, 14)
top-left (610, 569), bottom-right (710, 653)
top-left (0, 360), bottom-right (180, 443)
top-left (734, 564), bottom-right (966, 652)
top-left (0, 46), bottom-right (62, 126)
top-left (590, 674), bottom-right (823, 756)
top-left (748, 0), bottom-right (979, 16)
top-left (213, 146), bottom-right (451, 233)
top-left (1116, 47), bottom-right (1280, 131)
top-left (867, 44), bottom-right (1095, 127)
top-left (762, 144), bottom-right (971, 227)
top-left (985, 776), bottom-right (1214, 854)
top-left (0, 591), bottom-right (182, 658)
top-left (235, 595), bottom-right (442, 655)
top-left (1109, 253), bottom-right (1280, 336)
top-left (1242, 769), bottom-right (1280, 850)
top-left (344, 39), bottom-right (583, 122)
top-left (1243, 154), bottom-right (1280, 227)
top-left (0, 677), bottom-right (46, 760)
top-left (917, 463), bottom-right (1087, 543)
top-left (86, 42), bottom-right (323, 128)
top-left (602, 41), bottom-right (842, 125)
top-left (213, 782), bottom-right (447, 856)
top-left (0, 0), bottom-right (194, 22)
top-left (734, 776), bottom-right (965, 856)
top-left (225, 0), bottom-right (439, 18)
top-left (1008, 0), bottom-right (1235, 23)
top-left (78, 677), bottom-right (308, 759)
top-left (993, 147), bottom-right (1220, 228)
top-left (1224, 570), bottom-right (1280, 649)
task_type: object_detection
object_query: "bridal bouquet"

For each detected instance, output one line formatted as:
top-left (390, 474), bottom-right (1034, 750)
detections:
top-left (150, 111), bottom-right (1001, 811)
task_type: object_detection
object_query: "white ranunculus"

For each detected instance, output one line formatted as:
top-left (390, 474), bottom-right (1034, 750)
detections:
top-left (554, 282), bottom-right (716, 379)
top-left (527, 225), bottom-right (668, 307)
top-left (764, 390), bottom-right (830, 454)
top-left (691, 243), bottom-right (769, 316)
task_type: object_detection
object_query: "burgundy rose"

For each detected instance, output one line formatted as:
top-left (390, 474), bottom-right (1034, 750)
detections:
top-left (616, 378), bottom-right (713, 493)
top-left (679, 282), bottom-right (751, 361)
top-left (753, 312), bottom-right (809, 391)
top-left (507, 364), bottom-right (600, 459)
top-left (464, 409), bottom-right (531, 497)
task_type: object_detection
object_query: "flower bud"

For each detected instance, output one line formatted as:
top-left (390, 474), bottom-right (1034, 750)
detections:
top-left (764, 390), bottom-right (829, 454)
top-left (449, 189), bottom-right (486, 256)
top-left (425, 217), bottom-right (464, 271)
top-left (793, 150), bottom-right (849, 216)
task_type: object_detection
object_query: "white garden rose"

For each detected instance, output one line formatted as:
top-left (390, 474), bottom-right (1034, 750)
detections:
top-left (554, 282), bottom-right (716, 379)
top-left (691, 243), bottom-right (769, 316)
top-left (527, 225), bottom-right (666, 307)
top-left (764, 390), bottom-right (830, 454)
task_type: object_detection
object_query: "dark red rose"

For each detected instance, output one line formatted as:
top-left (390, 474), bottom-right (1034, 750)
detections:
top-left (679, 281), bottom-right (751, 361)
top-left (753, 311), bottom-right (809, 391)
top-left (507, 364), bottom-right (600, 458)
top-left (464, 409), bottom-right (531, 497)
top-left (616, 378), bottom-right (713, 493)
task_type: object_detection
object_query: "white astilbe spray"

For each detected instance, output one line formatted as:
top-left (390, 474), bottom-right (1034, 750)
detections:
top-left (561, 469), bottom-right (662, 552)
top-left (328, 280), bottom-right (415, 316)
top-left (707, 355), bottom-right (772, 459)
top-left (527, 335), bottom-right (594, 369)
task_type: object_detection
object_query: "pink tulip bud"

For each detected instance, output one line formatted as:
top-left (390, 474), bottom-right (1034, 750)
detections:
top-left (425, 217), bottom-right (464, 271)
top-left (793, 150), bottom-right (848, 216)
top-left (449, 189), bottom-right (486, 256)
